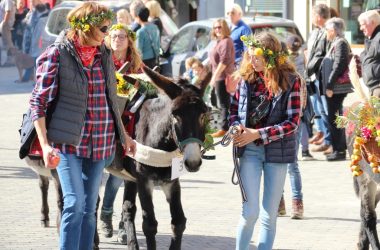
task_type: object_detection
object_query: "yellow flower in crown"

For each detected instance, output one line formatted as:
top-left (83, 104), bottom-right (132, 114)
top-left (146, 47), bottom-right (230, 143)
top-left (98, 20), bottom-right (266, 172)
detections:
top-left (70, 10), bottom-right (115, 33)
top-left (267, 50), bottom-right (273, 55)
top-left (83, 24), bottom-right (90, 32)
top-left (253, 48), bottom-right (264, 56)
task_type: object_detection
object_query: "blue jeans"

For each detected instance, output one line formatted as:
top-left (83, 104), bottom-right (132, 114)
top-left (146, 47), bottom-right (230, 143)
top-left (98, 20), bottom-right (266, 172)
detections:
top-left (101, 174), bottom-right (123, 215)
top-left (287, 127), bottom-right (303, 201)
top-left (56, 153), bottom-right (105, 250)
top-left (236, 143), bottom-right (288, 250)
top-left (299, 121), bottom-right (309, 152)
top-left (310, 80), bottom-right (331, 145)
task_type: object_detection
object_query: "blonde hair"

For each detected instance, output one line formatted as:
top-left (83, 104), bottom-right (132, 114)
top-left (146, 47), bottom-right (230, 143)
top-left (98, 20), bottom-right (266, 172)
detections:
top-left (66, 2), bottom-right (112, 46)
top-left (145, 0), bottom-right (161, 18)
top-left (117, 9), bottom-right (132, 25)
top-left (240, 32), bottom-right (296, 94)
top-left (211, 19), bottom-right (231, 40)
top-left (358, 10), bottom-right (380, 26)
top-left (105, 23), bottom-right (142, 73)
top-left (185, 56), bottom-right (199, 70)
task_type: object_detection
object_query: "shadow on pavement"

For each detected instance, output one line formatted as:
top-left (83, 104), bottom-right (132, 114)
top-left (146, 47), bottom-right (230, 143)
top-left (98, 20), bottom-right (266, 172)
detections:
top-left (304, 216), bottom-right (360, 222)
top-left (0, 165), bottom-right (38, 179)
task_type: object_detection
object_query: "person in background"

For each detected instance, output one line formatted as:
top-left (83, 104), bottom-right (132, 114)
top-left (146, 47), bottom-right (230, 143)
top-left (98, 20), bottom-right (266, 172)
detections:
top-left (358, 10), bottom-right (380, 98)
top-left (305, 4), bottom-right (332, 154)
top-left (208, 18), bottom-right (235, 138)
top-left (12, 0), bottom-right (29, 50)
top-left (100, 23), bottom-right (143, 244)
top-left (130, 0), bottom-right (144, 32)
top-left (0, 0), bottom-right (16, 66)
top-left (117, 9), bottom-right (132, 26)
top-left (231, 32), bottom-right (301, 250)
top-left (191, 59), bottom-right (211, 104)
top-left (330, 7), bottom-right (340, 18)
top-left (29, 3), bottom-right (136, 249)
top-left (226, 3), bottom-right (252, 65)
top-left (145, 0), bottom-right (163, 37)
top-left (135, 5), bottom-right (160, 69)
top-left (183, 56), bottom-right (198, 81)
top-left (16, 2), bottom-right (49, 83)
top-left (323, 17), bottom-right (352, 161)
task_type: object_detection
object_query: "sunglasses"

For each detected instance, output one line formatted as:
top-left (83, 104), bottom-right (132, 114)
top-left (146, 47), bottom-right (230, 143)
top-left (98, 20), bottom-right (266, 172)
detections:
top-left (213, 26), bottom-right (222, 30)
top-left (99, 25), bottom-right (109, 33)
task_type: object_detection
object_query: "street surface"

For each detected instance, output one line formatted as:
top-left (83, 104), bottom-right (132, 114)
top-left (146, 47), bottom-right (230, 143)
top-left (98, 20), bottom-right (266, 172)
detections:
top-left (0, 66), bottom-right (371, 249)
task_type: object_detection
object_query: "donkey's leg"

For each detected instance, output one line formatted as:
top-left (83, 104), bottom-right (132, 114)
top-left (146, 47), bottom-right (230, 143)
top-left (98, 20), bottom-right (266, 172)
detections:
top-left (51, 170), bottom-right (63, 233)
top-left (38, 174), bottom-right (50, 227)
top-left (138, 179), bottom-right (157, 250)
top-left (161, 179), bottom-right (187, 250)
top-left (357, 175), bottom-right (380, 250)
top-left (119, 180), bottom-right (139, 249)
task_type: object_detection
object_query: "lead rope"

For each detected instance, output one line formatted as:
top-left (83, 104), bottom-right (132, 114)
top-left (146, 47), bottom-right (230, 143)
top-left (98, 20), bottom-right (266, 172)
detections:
top-left (201, 126), bottom-right (248, 202)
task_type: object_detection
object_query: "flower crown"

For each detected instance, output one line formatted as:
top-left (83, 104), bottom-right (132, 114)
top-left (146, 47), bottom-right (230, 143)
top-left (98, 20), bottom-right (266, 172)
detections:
top-left (240, 35), bottom-right (289, 69)
top-left (110, 23), bottom-right (136, 41)
top-left (70, 10), bottom-right (115, 32)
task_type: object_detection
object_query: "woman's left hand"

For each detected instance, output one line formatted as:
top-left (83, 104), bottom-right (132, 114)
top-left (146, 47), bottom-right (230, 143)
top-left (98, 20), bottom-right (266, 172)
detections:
top-left (233, 124), bottom-right (261, 147)
top-left (124, 135), bottom-right (137, 156)
top-left (326, 89), bottom-right (333, 98)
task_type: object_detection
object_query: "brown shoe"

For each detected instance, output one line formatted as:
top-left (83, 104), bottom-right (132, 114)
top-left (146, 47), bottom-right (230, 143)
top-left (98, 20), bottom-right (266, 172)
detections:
top-left (278, 195), bottom-right (286, 216)
top-left (323, 145), bottom-right (333, 155)
top-left (311, 144), bottom-right (330, 152)
top-left (291, 199), bottom-right (304, 219)
top-left (309, 131), bottom-right (324, 144)
top-left (211, 129), bottom-right (227, 138)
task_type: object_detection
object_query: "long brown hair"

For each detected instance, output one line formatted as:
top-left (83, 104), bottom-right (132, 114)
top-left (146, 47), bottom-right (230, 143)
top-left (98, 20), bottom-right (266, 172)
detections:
top-left (66, 2), bottom-right (112, 46)
top-left (210, 19), bottom-right (231, 40)
top-left (242, 32), bottom-right (296, 94)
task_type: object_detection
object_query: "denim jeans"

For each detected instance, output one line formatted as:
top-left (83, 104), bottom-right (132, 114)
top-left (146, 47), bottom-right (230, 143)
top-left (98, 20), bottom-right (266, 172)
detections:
top-left (310, 80), bottom-right (331, 145)
top-left (287, 127), bottom-right (303, 201)
top-left (236, 143), bottom-right (288, 250)
top-left (299, 121), bottom-right (309, 152)
top-left (101, 174), bottom-right (123, 215)
top-left (56, 153), bottom-right (105, 250)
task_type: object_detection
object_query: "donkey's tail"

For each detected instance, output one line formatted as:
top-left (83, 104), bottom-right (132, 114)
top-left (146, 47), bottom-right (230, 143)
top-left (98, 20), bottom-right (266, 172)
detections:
top-left (353, 176), bottom-right (360, 198)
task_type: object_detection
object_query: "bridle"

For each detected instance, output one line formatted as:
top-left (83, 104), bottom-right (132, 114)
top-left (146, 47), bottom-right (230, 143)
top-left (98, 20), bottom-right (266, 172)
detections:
top-left (170, 114), bottom-right (204, 153)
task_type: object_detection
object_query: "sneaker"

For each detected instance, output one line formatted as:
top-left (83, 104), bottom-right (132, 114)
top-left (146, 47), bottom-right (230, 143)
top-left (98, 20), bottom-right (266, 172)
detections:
top-left (278, 195), bottom-right (286, 216)
top-left (326, 151), bottom-right (346, 161)
top-left (99, 212), bottom-right (113, 238)
top-left (301, 150), bottom-right (314, 161)
top-left (291, 199), bottom-right (304, 219)
top-left (211, 129), bottom-right (227, 138)
top-left (311, 144), bottom-right (330, 152)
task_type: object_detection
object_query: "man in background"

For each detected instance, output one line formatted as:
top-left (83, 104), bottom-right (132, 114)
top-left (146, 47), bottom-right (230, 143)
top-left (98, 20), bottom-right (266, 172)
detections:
top-left (0, 0), bottom-right (16, 66)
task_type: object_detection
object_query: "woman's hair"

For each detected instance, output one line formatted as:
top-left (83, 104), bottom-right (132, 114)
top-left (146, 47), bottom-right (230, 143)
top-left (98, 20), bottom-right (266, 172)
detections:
top-left (117, 9), bottom-right (132, 25)
top-left (240, 32), bottom-right (296, 94)
top-left (185, 56), bottom-right (199, 69)
top-left (211, 19), bottom-right (231, 39)
top-left (66, 2), bottom-right (112, 45)
top-left (105, 23), bottom-right (142, 73)
top-left (330, 7), bottom-right (340, 18)
top-left (145, 0), bottom-right (161, 18)
top-left (325, 17), bottom-right (346, 37)
top-left (358, 10), bottom-right (380, 26)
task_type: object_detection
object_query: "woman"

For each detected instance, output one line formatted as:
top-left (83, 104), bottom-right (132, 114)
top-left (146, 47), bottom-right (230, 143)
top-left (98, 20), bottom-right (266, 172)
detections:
top-left (323, 17), bottom-right (353, 161)
top-left (29, 3), bottom-right (136, 249)
top-left (100, 23), bottom-right (143, 241)
top-left (12, 0), bottom-right (29, 50)
top-left (231, 32), bottom-right (301, 250)
top-left (145, 0), bottom-right (163, 37)
top-left (208, 18), bottom-right (235, 137)
top-left (135, 5), bottom-right (160, 69)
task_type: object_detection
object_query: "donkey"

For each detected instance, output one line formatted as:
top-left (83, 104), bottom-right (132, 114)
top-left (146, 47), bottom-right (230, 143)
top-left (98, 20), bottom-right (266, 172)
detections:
top-left (106, 65), bottom-right (210, 250)
top-left (347, 134), bottom-right (380, 250)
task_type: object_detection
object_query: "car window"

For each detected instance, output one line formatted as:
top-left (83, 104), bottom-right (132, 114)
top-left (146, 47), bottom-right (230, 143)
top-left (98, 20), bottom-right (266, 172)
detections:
top-left (169, 27), bottom-right (195, 55)
top-left (159, 9), bottom-right (179, 37)
top-left (46, 8), bottom-right (71, 35)
top-left (192, 27), bottom-right (211, 52)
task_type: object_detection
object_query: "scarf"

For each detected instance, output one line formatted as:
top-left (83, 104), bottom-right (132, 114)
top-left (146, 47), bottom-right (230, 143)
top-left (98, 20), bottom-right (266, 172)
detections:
top-left (73, 38), bottom-right (98, 67)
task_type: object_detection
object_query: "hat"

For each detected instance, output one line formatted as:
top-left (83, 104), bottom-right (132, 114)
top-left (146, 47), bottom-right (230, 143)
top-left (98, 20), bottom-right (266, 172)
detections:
top-left (286, 35), bottom-right (302, 52)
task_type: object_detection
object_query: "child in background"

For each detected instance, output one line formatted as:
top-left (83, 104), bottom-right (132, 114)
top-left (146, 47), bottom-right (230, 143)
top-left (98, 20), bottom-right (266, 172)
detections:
top-left (191, 60), bottom-right (211, 104)
top-left (183, 56), bottom-right (198, 81)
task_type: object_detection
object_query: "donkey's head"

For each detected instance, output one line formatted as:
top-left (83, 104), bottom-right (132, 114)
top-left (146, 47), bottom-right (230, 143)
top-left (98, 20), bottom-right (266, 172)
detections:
top-left (142, 65), bottom-right (210, 172)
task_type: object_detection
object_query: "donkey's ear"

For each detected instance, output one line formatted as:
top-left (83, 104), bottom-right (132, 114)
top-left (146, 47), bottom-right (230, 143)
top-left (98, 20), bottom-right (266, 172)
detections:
top-left (142, 65), bottom-right (182, 99)
top-left (197, 71), bottom-right (212, 97)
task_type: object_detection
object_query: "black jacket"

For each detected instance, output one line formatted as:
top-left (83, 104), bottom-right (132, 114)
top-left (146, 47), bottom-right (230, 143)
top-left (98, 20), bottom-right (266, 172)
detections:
top-left (360, 25), bottom-right (380, 91)
top-left (306, 28), bottom-right (329, 80)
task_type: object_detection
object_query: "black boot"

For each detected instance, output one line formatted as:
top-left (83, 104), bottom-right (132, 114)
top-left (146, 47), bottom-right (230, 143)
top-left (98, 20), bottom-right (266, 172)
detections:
top-left (326, 151), bottom-right (346, 161)
top-left (100, 212), bottom-right (113, 238)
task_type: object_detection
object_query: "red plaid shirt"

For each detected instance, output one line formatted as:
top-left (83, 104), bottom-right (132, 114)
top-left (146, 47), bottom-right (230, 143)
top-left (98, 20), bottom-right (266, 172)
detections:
top-left (30, 45), bottom-right (116, 160)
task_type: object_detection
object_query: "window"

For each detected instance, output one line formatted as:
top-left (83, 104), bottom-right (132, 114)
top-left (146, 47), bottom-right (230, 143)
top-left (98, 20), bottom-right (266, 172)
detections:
top-left (169, 27), bottom-right (195, 55)
top-left (339, 0), bottom-right (380, 44)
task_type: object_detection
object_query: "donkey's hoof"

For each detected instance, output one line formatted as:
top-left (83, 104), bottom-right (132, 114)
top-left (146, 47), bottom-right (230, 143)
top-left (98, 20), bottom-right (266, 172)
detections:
top-left (41, 220), bottom-right (50, 227)
top-left (117, 230), bottom-right (128, 245)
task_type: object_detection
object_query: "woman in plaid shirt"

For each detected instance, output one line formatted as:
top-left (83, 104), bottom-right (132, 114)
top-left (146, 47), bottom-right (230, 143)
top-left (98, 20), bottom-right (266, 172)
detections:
top-left (231, 32), bottom-right (301, 250)
top-left (30, 3), bottom-right (136, 249)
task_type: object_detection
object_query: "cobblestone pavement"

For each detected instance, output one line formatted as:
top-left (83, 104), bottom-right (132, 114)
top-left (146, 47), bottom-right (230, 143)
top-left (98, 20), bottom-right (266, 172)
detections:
top-left (0, 66), bottom-right (372, 249)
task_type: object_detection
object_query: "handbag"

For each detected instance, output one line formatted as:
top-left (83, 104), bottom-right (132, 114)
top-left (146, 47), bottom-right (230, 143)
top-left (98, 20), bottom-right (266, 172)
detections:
top-left (248, 94), bottom-right (271, 127)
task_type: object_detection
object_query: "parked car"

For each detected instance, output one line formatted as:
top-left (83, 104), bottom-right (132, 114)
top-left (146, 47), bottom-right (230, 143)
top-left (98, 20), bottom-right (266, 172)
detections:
top-left (160, 16), bottom-right (305, 78)
top-left (41, 0), bottom-right (178, 51)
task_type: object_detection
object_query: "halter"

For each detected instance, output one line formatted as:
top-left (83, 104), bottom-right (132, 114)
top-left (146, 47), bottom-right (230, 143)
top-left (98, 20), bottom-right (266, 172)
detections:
top-left (170, 114), bottom-right (204, 153)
